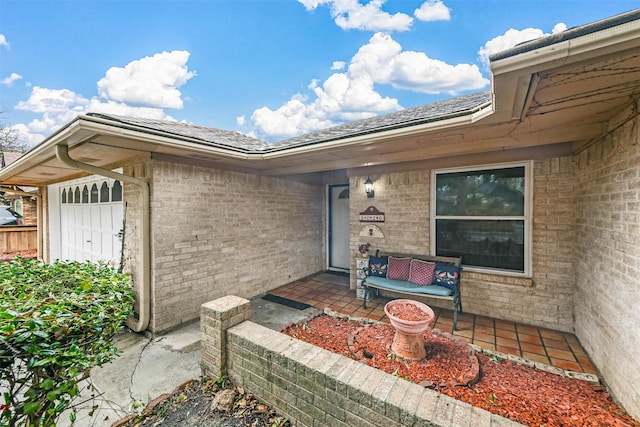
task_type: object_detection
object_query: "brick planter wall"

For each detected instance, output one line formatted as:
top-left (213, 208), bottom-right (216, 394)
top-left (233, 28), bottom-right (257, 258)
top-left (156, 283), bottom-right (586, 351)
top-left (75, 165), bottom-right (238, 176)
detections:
top-left (201, 296), bottom-right (524, 427)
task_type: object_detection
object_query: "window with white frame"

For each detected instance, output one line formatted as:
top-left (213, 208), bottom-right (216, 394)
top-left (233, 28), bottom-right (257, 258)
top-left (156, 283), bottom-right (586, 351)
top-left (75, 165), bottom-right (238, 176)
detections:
top-left (431, 162), bottom-right (531, 275)
top-left (12, 199), bottom-right (23, 215)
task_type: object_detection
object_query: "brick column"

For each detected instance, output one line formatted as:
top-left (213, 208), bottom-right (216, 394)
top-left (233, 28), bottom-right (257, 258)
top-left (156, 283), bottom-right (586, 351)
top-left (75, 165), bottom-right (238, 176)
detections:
top-left (200, 295), bottom-right (251, 378)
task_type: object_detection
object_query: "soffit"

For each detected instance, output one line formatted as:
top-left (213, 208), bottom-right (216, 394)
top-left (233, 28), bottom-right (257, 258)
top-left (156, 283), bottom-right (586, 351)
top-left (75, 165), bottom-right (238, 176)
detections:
top-left (1, 142), bottom-right (149, 186)
top-left (520, 49), bottom-right (640, 153)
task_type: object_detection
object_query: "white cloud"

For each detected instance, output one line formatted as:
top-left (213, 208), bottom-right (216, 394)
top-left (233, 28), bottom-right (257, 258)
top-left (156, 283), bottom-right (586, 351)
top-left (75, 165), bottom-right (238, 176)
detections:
top-left (331, 61), bottom-right (346, 70)
top-left (11, 50), bottom-right (194, 147)
top-left (478, 23), bottom-right (567, 68)
top-left (84, 99), bottom-right (166, 119)
top-left (298, 0), bottom-right (329, 9)
top-left (11, 123), bottom-right (47, 147)
top-left (251, 94), bottom-right (336, 139)
top-left (10, 110), bottom-right (82, 147)
top-left (236, 115), bottom-right (246, 126)
top-left (552, 23), bottom-right (568, 34)
top-left (1, 72), bottom-right (22, 86)
top-left (414, 0), bottom-right (451, 22)
top-left (16, 87), bottom-right (89, 113)
top-left (349, 34), bottom-right (487, 94)
top-left (249, 32), bottom-right (488, 139)
top-left (97, 50), bottom-right (196, 108)
top-left (299, 0), bottom-right (413, 32)
top-left (312, 71), bottom-right (400, 116)
top-left (0, 34), bottom-right (8, 48)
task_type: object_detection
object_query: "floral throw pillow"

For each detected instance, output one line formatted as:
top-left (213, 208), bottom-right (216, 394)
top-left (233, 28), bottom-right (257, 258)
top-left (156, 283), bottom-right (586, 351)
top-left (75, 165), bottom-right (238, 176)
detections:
top-left (368, 255), bottom-right (388, 277)
top-left (387, 257), bottom-right (411, 281)
top-left (409, 259), bottom-right (436, 286)
top-left (433, 263), bottom-right (462, 291)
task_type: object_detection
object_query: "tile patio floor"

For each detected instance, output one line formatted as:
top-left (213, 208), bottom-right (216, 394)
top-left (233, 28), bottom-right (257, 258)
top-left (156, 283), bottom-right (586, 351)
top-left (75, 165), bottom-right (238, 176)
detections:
top-left (268, 273), bottom-right (598, 376)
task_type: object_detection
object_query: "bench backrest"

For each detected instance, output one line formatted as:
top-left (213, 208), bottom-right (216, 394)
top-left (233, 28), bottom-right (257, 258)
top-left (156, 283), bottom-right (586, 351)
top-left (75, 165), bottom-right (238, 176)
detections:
top-left (374, 250), bottom-right (462, 267)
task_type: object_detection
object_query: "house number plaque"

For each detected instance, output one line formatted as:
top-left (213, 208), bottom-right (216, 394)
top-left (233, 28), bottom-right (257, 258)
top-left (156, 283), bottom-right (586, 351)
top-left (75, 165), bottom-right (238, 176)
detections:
top-left (359, 206), bottom-right (385, 222)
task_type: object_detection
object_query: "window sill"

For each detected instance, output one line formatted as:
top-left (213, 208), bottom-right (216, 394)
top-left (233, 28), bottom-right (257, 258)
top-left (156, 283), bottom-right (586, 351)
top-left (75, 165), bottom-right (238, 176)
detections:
top-left (462, 265), bottom-right (531, 279)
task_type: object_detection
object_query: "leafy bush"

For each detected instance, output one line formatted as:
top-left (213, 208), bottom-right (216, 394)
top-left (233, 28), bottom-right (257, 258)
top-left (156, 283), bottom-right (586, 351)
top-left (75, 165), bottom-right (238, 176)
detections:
top-left (0, 258), bottom-right (134, 426)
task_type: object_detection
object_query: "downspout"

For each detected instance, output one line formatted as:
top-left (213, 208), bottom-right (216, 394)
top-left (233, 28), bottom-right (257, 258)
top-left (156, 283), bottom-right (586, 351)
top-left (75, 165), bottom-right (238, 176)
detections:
top-left (55, 145), bottom-right (150, 332)
top-left (0, 187), bottom-right (43, 259)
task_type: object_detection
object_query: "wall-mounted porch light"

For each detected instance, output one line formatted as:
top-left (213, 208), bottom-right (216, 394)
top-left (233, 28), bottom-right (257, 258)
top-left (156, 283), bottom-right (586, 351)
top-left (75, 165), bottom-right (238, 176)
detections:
top-left (364, 176), bottom-right (375, 198)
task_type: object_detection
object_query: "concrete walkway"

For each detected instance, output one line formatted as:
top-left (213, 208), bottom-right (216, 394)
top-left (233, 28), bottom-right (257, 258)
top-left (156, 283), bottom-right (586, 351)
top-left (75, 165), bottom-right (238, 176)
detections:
top-left (58, 297), bottom-right (320, 427)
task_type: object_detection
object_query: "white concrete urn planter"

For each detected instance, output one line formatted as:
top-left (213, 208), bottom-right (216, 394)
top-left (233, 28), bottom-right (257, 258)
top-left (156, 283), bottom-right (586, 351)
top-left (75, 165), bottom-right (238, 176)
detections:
top-left (384, 299), bottom-right (435, 361)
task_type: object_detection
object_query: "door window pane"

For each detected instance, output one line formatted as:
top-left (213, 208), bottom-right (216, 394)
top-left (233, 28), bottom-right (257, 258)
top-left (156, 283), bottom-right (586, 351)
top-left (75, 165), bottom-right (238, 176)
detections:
top-left (112, 181), bottom-right (122, 202)
top-left (100, 182), bottom-right (110, 202)
top-left (90, 184), bottom-right (99, 203)
top-left (82, 185), bottom-right (89, 203)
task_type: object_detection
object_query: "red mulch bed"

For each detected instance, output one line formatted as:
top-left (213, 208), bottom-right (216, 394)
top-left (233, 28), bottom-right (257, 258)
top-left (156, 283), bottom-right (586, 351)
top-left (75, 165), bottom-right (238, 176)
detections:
top-left (281, 314), bottom-right (639, 427)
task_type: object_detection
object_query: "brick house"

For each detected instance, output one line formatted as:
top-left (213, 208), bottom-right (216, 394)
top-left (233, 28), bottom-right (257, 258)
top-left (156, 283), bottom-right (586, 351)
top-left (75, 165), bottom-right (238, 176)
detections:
top-left (1, 10), bottom-right (639, 418)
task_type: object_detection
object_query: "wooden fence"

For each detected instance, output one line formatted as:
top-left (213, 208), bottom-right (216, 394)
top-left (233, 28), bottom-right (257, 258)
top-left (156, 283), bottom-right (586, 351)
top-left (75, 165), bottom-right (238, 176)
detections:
top-left (0, 226), bottom-right (37, 253)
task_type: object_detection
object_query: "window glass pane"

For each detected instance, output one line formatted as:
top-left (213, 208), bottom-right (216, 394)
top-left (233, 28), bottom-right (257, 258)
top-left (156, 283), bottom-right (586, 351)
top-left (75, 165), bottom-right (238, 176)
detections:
top-left (90, 184), bottom-right (99, 203)
top-left (100, 182), bottom-right (109, 202)
top-left (13, 200), bottom-right (22, 215)
top-left (436, 167), bottom-right (525, 216)
top-left (82, 185), bottom-right (89, 203)
top-left (74, 187), bottom-right (81, 203)
top-left (112, 181), bottom-right (122, 202)
top-left (61, 189), bottom-right (67, 204)
top-left (436, 219), bottom-right (524, 272)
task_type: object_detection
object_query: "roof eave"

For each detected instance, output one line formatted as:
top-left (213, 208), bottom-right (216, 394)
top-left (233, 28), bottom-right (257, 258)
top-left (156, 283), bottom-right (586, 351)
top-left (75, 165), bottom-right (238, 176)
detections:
top-left (0, 117), bottom-right (87, 185)
top-left (262, 102), bottom-right (494, 159)
top-left (490, 9), bottom-right (640, 76)
top-left (487, 10), bottom-right (640, 125)
top-left (490, 9), bottom-right (640, 63)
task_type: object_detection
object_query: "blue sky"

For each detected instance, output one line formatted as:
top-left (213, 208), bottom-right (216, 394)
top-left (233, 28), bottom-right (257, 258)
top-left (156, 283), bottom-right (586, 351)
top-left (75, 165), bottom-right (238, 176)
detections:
top-left (1, 0), bottom-right (638, 147)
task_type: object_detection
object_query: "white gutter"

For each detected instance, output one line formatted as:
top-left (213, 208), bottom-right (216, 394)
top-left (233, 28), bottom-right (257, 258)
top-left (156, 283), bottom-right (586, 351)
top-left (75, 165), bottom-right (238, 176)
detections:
top-left (55, 145), bottom-right (150, 332)
top-left (490, 11), bottom-right (640, 76)
top-left (73, 117), bottom-right (251, 160)
top-left (71, 111), bottom-right (497, 161)
top-left (0, 187), bottom-right (43, 259)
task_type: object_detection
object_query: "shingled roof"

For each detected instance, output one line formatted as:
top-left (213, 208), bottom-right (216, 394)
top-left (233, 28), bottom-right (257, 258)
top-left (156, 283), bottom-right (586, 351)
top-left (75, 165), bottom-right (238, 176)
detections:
top-left (270, 90), bottom-right (491, 149)
top-left (86, 113), bottom-right (271, 152)
top-left (88, 90), bottom-right (491, 153)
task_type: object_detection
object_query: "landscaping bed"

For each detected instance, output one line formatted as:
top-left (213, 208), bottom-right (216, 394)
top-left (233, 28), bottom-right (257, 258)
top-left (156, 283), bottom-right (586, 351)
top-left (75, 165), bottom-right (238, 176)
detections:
top-left (281, 313), bottom-right (639, 427)
top-left (116, 377), bottom-right (290, 427)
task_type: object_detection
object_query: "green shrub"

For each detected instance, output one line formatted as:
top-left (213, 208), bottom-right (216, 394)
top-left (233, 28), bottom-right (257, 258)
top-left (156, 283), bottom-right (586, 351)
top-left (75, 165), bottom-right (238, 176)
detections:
top-left (0, 258), bottom-right (134, 426)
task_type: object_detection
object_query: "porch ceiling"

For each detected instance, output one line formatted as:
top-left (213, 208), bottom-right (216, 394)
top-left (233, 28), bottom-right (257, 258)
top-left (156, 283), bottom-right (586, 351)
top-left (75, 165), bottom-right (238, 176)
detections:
top-left (1, 13), bottom-right (639, 187)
